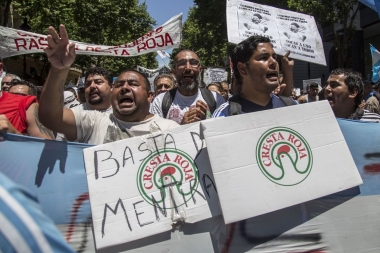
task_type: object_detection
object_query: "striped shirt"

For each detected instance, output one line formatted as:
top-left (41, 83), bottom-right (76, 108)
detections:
top-left (0, 172), bottom-right (74, 253)
top-left (212, 94), bottom-right (297, 117)
top-left (351, 109), bottom-right (380, 123)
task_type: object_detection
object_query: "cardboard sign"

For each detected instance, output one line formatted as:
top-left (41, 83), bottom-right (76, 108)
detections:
top-left (201, 101), bottom-right (362, 224)
top-left (226, 0), bottom-right (326, 65)
top-left (302, 78), bottom-right (322, 92)
top-left (0, 14), bottom-right (182, 58)
top-left (204, 68), bottom-right (228, 85)
top-left (83, 123), bottom-right (221, 249)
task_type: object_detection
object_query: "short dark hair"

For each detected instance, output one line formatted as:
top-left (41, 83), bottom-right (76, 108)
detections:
top-left (118, 69), bottom-right (151, 92)
top-left (8, 79), bottom-right (37, 96)
top-left (329, 68), bottom-right (363, 107)
top-left (85, 67), bottom-right (113, 86)
top-left (231, 35), bottom-right (273, 85)
top-left (309, 82), bottom-right (319, 89)
top-left (153, 73), bottom-right (175, 88)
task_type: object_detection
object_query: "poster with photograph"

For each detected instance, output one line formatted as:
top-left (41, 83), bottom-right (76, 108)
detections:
top-left (237, 2), bottom-right (281, 50)
top-left (227, 0), bottom-right (326, 66)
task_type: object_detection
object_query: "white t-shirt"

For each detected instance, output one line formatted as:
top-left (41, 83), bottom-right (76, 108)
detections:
top-left (150, 88), bottom-right (226, 124)
top-left (71, 103), bottom-right (113, 114)
top-left (71, 111), bottom-right (179, 145)
top-left (56, 103), bottom-right (112, 141)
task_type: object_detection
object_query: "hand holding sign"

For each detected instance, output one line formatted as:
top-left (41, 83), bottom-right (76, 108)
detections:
top-left (44, 25), bottom-right (76, 70)
top-left (279, 50), bottom-right (294, 97)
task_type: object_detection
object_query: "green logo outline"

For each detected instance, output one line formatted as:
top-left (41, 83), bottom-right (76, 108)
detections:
top-left (255, 127), bottom-right (313, 186)
top-left (137, 148), bottom-right (199, 208)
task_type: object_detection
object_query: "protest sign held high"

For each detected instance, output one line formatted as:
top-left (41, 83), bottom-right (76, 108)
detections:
top-left (227, 0), bottom-right (326, 65)
top-left (203, 68), bottom-right (228, 85)
top-left (0, 14), bottom-right (182, 58)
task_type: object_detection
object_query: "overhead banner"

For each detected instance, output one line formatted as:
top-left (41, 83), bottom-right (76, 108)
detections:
top-left (226, 0), bottom-right (326, 65)
top-left (203, 68), bottom-right (228, 85)
top-left (0, 14), bottom-right (182, 58)
top-left (2, 115), bottom-right (380, 252)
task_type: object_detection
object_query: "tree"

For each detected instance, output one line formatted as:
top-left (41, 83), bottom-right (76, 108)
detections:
top-left (171, 0), bottom-right (229, 67)
top-left (287, 0), bottom-right (359, 68)
top-left (11, 0), bottom-right (158, 76)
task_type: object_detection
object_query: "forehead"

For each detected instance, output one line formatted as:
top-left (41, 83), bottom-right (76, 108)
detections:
top-left (327, 74), bottom-right (346, 84)
top-left (117, 71), bottom-right (144, 81)
top-left (252, 43), bottom-right (275, 55)
top-left (2, 76), bottom-right (13, 81)
top-left (86, 74), bottom-right (106, 81)
top-left (176, 51), bottom-right (199, 61)
top-left (10, 84), bottom-right (28, 91)
top-left (157, 77), bottom-right (171, 84)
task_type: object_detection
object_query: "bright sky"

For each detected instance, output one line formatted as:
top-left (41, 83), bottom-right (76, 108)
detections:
top-left (139, 0), bottom-right (195, 67)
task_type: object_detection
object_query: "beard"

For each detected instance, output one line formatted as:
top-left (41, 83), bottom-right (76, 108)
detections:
top-left (88, 96), bottom-right (103, 105)
top-left (177, 74), bottom-right (201, 91)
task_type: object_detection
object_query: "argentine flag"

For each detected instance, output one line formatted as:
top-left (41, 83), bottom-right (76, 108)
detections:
top-left (359, 0), bottom-right (380, 18)
top-left (370, 44), bottom-right (380, 82)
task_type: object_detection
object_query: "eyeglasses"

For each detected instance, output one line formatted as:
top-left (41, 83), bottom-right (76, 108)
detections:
top-left (176, 59), bottom-right (200, 69)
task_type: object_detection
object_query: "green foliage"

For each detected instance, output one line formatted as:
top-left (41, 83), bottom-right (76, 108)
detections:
top-left (12, 0), bottom-right (158, 75)
top-left (172, 1), bottom-right (231, 67)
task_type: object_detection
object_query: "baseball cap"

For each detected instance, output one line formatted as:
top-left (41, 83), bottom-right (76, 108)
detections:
top-left (63, 91), bottom-right (80, 108)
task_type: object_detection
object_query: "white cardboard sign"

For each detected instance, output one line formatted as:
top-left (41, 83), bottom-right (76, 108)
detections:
top-left (200, 101), bottom-right (362, 224)
top-left (226, 0), bottom-right (326, 65)
top-left (83, 123), bottom-right (221, 249)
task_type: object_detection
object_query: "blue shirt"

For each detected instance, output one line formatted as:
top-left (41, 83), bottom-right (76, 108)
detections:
top-left (212, 94), bottom-right (297, 117)
top-left (0, 172), bottom-right (75, 253)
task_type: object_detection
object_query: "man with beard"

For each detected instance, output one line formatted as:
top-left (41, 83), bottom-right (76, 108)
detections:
top-left (38, 25), bottom-right (179, 145)
top-left (150, 49), bottom-right (225, 124)
top-left (73, 67), bottom-right (112, 114)
top-left (324, 68), bottom-right (380, 122)
top-left (213, 36), bottom-right (296, 117)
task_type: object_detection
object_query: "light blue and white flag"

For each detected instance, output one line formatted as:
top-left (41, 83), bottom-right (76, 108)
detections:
top-left (370, 44), bottom-right (380, 82)
top-left (359, 0), bottom-right (380, 17)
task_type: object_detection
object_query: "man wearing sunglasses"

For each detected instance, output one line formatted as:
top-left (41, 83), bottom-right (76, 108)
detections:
top-left (150, 50), bottom-right (225, 125)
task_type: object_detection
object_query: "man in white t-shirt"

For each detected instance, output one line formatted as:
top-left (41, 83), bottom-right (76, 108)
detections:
top-left (150, 49), bottom-right (225, 124)
top-left (73, 66), bottom-right (113, 114)
top-left (38, 25), bottom-right (179, 145)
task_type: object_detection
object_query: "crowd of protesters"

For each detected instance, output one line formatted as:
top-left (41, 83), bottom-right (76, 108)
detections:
top-left (2, 23), bottom-right (380, 252)
top-left (2, 26), bottom-right (380, 142)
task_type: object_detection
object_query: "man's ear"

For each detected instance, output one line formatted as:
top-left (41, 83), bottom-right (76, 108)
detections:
top-left (147, 90), bottom-right (154, 103)
top-left (349, 87), bottom-right (359, 99)
top-left (237, 62), bottom-right (248, 77)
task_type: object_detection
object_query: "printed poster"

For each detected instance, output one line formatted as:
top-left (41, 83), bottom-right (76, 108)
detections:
top-left (227, 0), bottom-right (326, 65)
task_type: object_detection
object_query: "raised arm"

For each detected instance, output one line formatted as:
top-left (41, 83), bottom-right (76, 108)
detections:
top-left (38, 25), bottom-right (77, 141)
top-left (279, 51), bottom-right (294, 97)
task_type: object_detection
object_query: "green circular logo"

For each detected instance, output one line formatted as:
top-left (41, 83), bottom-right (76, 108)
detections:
top-left (137, 149), bottom-right (198, 208)
top-left (255, 127), bottom-right (313, 186)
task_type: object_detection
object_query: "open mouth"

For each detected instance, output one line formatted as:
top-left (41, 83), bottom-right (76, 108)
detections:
top-left (266, 72), bottom-right (278, 82)
top-left (182, 74), bottom-right (194, 82)
top-left (119, 97), bottom-right (134, 106)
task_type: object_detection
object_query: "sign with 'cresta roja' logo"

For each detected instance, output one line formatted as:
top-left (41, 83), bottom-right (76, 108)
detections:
top-left (256, 127), bottom-right (313, 186)
top-left (201, 101), bottom-right (362, 224)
